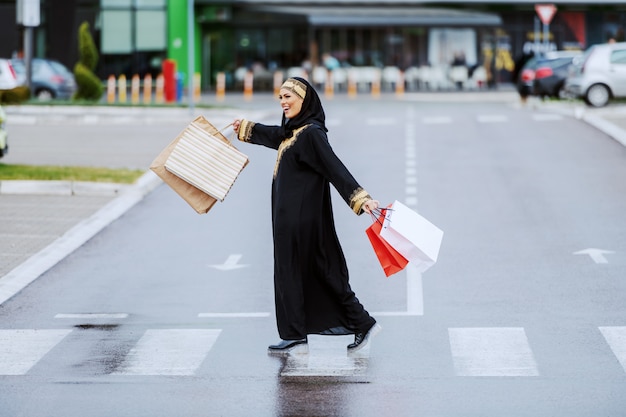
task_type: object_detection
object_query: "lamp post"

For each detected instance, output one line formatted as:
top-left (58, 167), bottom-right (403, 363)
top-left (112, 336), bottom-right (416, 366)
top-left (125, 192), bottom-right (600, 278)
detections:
top-left (16, 0), bottom-right (40, 94)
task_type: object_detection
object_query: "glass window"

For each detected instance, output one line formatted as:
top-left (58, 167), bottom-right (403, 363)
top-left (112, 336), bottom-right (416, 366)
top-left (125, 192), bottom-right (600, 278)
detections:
top-left (610, 49), bottom-right (626, 65)
top-left (101, 10), bottom-right (132, 53)
top-left (101, 0), bottom-right (132, 7)
top-left (137, 0), bottom-right (166, 6)
top-left (136, 10), bottom-right (166, 50)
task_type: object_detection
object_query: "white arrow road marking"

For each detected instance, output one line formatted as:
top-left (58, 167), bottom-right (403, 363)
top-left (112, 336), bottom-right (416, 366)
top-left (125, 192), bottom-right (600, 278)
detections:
top-left (209, 254), bottom-right (248, 270)
top-left (573, 248), bottom-right (615, 264)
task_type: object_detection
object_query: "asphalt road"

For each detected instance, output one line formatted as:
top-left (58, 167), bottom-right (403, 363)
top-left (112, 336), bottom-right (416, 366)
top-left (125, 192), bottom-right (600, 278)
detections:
top-left (1, 93), bottom-right (626, 416)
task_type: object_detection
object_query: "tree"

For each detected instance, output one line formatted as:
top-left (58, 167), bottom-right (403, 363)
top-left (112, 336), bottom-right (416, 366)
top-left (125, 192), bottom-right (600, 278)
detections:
top-left (73, 22), bottom-right (103, 101)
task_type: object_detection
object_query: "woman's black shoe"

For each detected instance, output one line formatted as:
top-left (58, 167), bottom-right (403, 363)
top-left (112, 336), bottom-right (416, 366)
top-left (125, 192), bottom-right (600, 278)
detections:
top-left (268, 338), bottom-right (308, 354)
top-left (347, 322), bottom-right (382, 353)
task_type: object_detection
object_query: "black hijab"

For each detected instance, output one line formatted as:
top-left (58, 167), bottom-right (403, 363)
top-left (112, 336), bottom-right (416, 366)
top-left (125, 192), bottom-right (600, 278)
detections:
top-left (281, 77), bottom-right (328, 138)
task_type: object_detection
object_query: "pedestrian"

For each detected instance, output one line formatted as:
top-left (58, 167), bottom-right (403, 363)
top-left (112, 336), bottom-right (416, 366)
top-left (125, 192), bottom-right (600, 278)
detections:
top-left (232, 77), bottom-right (381, 355)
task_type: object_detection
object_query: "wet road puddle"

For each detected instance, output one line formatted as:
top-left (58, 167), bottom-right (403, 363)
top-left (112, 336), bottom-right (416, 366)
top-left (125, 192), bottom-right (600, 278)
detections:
top-left (278, 336), bottom-right (370, 377)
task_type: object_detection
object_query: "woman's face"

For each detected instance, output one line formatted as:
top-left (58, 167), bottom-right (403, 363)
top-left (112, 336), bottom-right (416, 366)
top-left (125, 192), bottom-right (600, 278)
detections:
top-left (279, 88), bottom-right (303, 119)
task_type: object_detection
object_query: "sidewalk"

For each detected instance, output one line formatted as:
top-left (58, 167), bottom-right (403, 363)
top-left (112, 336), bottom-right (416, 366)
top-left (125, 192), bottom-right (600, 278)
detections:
top-left (1, 94), bottom-right (625, 306)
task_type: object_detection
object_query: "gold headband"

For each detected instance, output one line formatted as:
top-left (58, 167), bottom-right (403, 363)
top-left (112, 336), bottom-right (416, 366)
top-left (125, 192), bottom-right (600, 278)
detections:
top-left (280, 78), bottom-right (307, 100)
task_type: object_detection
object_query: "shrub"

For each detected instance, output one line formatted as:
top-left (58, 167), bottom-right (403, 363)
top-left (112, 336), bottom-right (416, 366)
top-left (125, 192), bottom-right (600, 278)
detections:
top-left (0, 86), bottom-right (31, 104)
top-left (73, 22), bottom-right (103, 101)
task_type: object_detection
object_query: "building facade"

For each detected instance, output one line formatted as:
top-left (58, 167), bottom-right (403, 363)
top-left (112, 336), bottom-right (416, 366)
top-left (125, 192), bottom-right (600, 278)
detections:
top-left (0, 0), bottom-right (625, 90)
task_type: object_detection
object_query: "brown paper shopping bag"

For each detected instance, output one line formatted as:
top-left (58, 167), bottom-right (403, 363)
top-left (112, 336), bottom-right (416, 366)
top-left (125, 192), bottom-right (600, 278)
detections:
top-left (150, 116), bottom-right (247, 214)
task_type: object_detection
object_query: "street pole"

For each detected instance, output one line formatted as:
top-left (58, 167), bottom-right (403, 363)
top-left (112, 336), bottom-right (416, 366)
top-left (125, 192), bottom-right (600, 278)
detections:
top-left (187, 0), bottom-right (195, 114)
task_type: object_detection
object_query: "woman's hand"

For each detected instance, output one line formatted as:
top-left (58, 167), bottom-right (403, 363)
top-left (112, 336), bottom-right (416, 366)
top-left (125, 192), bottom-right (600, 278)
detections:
top-left (362, 199), bottom-right (380, 215)
top-left (233, 119), bottom-right (241, 133)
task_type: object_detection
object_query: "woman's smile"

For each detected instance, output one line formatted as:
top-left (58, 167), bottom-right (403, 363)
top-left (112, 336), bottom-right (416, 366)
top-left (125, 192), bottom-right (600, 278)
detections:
top-left (279, 89), bottom-right (303, 119)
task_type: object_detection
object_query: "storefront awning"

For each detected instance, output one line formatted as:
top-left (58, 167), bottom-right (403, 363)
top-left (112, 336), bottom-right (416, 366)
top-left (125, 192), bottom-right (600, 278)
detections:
top-left (247, 6), bottom-right (502, 27)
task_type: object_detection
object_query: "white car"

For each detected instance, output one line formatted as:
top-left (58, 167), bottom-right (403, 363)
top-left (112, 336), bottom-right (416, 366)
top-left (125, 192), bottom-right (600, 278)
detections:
top-left (0, 105), bottom-right (7, 158)
top-left (0, 58), bottom-right (19, 90)
top-left (565, 42), bottom-right (626, 107)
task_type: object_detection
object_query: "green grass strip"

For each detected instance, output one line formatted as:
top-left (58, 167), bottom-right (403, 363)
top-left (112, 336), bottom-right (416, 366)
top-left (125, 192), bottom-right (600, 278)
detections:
top-left (0, 163), bottom-right (145, 184)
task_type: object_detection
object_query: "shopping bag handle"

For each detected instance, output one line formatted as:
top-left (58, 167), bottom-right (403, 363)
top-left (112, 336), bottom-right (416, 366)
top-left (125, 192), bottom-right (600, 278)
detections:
top-left (370, 207), bottom-right (394, 225)
top-left (218, 123), bottom-right (236, 143)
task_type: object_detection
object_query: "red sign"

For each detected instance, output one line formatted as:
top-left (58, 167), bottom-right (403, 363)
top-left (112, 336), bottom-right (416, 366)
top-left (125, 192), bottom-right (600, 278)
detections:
top-left (535, 4), bottom-right (557, 25)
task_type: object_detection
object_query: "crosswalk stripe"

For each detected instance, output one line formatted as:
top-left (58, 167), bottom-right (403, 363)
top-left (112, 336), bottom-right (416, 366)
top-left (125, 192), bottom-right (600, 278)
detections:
top-left (0, 329), bottom-right (72, 375)
top-left (111, 329), bottom-right (221, 376)
top-left (599, 326), bottom-right (626, 372)
top-left (449, 327), bottom-right (539, 376)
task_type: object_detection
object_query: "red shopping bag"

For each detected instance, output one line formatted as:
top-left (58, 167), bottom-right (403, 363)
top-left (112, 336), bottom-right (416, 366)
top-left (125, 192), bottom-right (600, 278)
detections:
top-left (366, 208), bottom-right (409, 277)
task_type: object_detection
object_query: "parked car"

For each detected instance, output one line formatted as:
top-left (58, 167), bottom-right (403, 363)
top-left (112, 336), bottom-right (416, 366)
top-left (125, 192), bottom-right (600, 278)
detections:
top-left (0, 58), bottom-right (19, 90)
top-left (0, 105), bottom-right (8, 158)
top-left (516, 50), bottom-right (582, 99)
top-left (12, 58), bottom-right (77, 101)
top-left (565, 42), bottom-right (626, 107)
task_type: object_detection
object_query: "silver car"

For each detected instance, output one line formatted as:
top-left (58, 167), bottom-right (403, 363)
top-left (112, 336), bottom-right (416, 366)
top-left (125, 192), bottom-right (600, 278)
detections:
top-left (565, 42), bottom-right (626, 107)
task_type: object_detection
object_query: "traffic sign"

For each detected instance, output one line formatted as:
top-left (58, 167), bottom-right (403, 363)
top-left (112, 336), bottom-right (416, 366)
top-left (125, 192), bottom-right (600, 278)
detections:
top-left (535, 4), bottom-right (557, 25)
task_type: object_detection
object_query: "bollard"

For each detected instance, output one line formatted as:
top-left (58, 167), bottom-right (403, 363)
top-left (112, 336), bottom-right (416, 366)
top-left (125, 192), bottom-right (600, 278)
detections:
top-left (194, 73), bottom-right (201, 103)
top-left (371, 71), bottom-right (381, 98)
top-left (243, 71), bottom-right (253, 101)
top-left (106, 75), bottom-right (116, 104)
top-left (347, 70), bottom-right (357, 99)
top-left (143, 74), bottom-right (153, 104)
top-left (395, 71), bottom-right (405, 96)
top-left (273, 71), bottom-right (283, 96)
top-left (155, 74), bottom-right (164, 104)
top-left (131, 74), bottom-right (140, 104)
top-left (216, 72), bottom-right (226, 102)
top-left (118, 74), bottom-right (127, 103)
top-left (324, 71), bottom-right (334, 99)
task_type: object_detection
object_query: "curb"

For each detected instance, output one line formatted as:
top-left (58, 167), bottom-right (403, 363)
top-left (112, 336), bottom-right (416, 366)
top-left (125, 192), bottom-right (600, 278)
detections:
top-left (0, 171), bottom-right (162, 306)
top-left (0, 179), bottom-right (131, 196)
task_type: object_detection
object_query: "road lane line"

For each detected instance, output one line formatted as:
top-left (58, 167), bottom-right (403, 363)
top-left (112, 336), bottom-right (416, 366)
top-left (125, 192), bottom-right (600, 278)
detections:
top-left (55, 313), bottom-right (129, 319)
top-left (112, 329), bottom-right (221, 376)
top-left (599, 326), bottom-right (626, 373)
top-left (404, 107), bottom-right (424, 316)
top-left (0, 329), bottom-right (72, 375)
top-left (449, 327), bottom-right (539, 376)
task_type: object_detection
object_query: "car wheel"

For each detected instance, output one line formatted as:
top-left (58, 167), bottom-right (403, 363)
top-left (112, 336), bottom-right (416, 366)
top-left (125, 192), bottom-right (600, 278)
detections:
top-left (35, 89), bottom-right (54, 101)
top-left (585, 84), bottom-right (610, 107)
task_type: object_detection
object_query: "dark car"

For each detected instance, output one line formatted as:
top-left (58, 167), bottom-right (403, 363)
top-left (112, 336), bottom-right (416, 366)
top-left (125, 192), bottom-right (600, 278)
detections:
top-left (517, 51), bottom-right (582, 99)
top-left (12, 58), bottom-right (76, 101)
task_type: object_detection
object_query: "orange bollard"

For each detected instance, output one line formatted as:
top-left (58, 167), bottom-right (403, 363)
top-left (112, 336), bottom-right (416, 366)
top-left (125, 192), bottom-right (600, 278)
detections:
top-left (216, 72), bottom-right (226, 102)
top-left (324, 71), bottom-right (334, 99)
top-left (117, 74), bottom-right (127, 103)
top-left (131, 74), bottom-right (140, 104)
top-left (143, 74), bottom-right (153, 104)
top-left (194, 73), bottom-right (201, 103)
top-left (106, 75), bottom-right (116, 103)
top-left (243, 71), bottom-right (253, 101)
top-left (155, 74), bottom-right (164, 104)
top-left (347, 70), bottom-right (357, 99)
top-left (371, 72), bottom-right (381, 99)
top-left (273, 71), bottom-right (283, 96)
top-left (395, 71), bottom-right (405, 96)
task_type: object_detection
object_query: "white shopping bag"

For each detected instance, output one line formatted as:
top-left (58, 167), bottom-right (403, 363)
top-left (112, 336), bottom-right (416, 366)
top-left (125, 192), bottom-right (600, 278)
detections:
top-left (380, 200), bottom-right (443, 273)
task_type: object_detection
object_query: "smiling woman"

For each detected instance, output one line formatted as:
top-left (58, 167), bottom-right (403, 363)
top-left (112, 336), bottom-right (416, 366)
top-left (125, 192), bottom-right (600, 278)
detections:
top-left (232, 77), bottom-right (382, 355)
